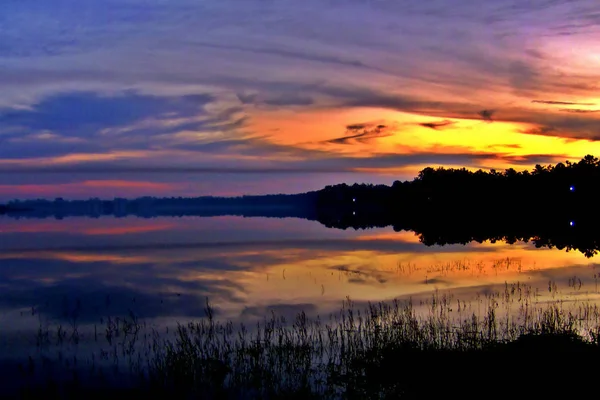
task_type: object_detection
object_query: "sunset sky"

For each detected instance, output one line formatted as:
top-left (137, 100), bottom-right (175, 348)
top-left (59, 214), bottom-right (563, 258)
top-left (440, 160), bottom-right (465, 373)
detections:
top-left (1, 0), bottom-right (599, 199)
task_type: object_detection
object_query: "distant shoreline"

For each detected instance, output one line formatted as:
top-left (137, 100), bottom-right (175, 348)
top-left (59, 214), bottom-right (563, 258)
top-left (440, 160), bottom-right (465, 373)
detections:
top-left (0, 193), bottom-right (320, 219)
top-left (3, 155), bottom-right (600, 257)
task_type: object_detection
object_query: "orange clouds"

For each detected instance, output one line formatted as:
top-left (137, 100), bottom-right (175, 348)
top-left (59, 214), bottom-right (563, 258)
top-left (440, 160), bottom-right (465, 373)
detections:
top-left (0, 180), bottom-right (179, 199)
top-left (248, 104), bottom-right (600, 175)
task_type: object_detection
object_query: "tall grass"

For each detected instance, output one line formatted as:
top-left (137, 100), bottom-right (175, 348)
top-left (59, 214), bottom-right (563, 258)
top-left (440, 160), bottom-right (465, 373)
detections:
top-left (13, 282), bottom-right (600, 399)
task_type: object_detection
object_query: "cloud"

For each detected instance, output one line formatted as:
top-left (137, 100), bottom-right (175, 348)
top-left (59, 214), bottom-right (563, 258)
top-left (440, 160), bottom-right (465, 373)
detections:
top-left (532, 100), bottom-right (596, 106)
top-left (0, 147), bottom-right (564, 176)
top-left (487, 143), bottom-right (522, 150)
top-left (0, 91), bottom-right (249, 160)
top-left (478, 109), bottom-right (495, 122)
top-left (500, 153), bottom-right (567, 165)
top-left (0, 180), bottom-right (181, 199)
top-left (419, 120), bottom-right (455, 130)
top-left (0, 91), bottom-right (212, 135)
top-left (237, 92), bottom-right (314, 107)
top-left (311, 85), bottom-right (600, 141)
top-left (262, 94), bottom-right (314, 106)
top-left (327, 123), bottom-right (391, 145)
top-left (317, 86), bottom-right (471, 117)
top-left (186, 41), bottom-right (373, 71)
top-left (507, 60), bottom-right (540, 97)
top-left (559, 108), bottom-right (600, 114)
top-left (518, 126), bottom-right (556, 135)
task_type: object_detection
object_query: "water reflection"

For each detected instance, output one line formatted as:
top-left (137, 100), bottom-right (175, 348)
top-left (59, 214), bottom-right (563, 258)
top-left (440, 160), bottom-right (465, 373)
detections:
top-left (1, 216), bottom-right (596, 328)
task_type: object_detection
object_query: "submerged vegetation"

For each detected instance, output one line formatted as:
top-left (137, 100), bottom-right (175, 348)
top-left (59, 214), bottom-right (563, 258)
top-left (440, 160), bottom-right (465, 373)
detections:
top-left (11, 282), bottom-right (600, 399)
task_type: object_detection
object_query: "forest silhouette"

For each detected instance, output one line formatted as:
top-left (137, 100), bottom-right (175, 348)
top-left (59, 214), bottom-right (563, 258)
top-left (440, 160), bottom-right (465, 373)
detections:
top-left (316, 155), bottom-right (600, 257)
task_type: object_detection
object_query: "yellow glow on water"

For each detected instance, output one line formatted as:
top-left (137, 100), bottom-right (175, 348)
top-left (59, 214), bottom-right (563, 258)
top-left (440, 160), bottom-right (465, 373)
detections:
top-left (1, 217), bottom-right (597, 322)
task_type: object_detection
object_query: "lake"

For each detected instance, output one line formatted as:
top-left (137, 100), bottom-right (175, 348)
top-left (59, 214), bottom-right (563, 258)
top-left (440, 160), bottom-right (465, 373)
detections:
top-left (1, 214), bottom-right (599, 391)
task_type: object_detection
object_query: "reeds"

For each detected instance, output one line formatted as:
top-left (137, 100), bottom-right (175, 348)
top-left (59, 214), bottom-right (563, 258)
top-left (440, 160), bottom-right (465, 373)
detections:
top-left (14, 282), bottom-right (600, 399)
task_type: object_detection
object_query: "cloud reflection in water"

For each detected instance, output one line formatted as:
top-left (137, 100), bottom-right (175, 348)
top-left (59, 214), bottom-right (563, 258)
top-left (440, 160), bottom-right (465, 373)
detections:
top-left (0, 215), bottom-right (596, 332)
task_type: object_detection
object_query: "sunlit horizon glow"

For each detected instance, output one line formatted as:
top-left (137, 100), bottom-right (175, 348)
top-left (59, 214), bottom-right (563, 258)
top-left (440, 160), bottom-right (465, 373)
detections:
top-left (0, 0), bottom-right (599, 199)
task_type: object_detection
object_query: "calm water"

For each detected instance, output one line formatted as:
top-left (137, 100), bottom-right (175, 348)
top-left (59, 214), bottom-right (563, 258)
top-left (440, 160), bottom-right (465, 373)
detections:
top-left (1, 215), bottom-right (599, 364)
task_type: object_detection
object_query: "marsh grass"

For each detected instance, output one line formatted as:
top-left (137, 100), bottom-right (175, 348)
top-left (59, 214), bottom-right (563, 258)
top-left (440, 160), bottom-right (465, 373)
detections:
top-left (12, 282), bottom-right (600, 399)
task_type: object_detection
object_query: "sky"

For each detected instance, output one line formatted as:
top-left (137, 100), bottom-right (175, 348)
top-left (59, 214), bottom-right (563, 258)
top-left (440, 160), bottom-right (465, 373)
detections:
top-left (1, 0), bottom-right (599, 199)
